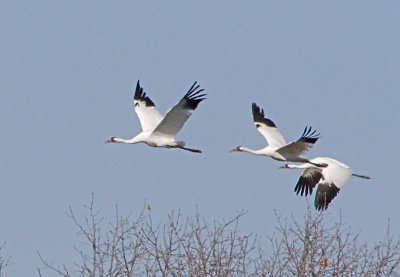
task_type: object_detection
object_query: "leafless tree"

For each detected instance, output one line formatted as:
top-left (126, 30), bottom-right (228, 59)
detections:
top-left (38, 197), bottom-right (256, 276)
top-left (0, 242), bottom-right (12, 277)
top-left (37, 198), bottom-right (400, 277)
top-left (255, 206), bottom-right (400, 277)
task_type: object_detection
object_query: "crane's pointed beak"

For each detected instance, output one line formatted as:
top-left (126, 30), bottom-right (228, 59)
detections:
top-left (229, 146), bottom-right (240, 153)
top-left (105, 139), bottom-right (112, 143)
top-left (279, 164), bottom-right (289, 169)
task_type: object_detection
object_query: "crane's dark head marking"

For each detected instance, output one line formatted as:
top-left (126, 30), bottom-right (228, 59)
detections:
top-left (105, 137), bottom-right (116, 143)
top-left (229, 146), bottom-right (242, 152)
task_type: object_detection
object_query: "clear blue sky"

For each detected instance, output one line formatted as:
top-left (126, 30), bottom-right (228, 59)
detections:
top-left (1, 1), bottom-right (399, 275)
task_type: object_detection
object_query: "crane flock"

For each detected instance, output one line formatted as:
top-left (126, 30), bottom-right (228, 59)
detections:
top-left (106, 80), bottom-right (370, 211)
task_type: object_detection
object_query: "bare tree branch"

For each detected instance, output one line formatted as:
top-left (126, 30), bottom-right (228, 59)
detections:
top-left (37, 198), bottom-right (400, 277)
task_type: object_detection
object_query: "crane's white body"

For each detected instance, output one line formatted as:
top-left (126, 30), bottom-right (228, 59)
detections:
top-left (106, 81), bottom-right (206, 153)
top-left (230, 103), bottom-right (321, 165)
top-left (282, 157), bottom-right (370, 211)
top-left (288, 157), bottom-right (353, 188)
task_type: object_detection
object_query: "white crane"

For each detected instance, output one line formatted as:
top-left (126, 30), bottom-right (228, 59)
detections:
top-left (105, 80), bottom-right (206, 153)
top-left (229, 103), bottom-right (323, 166)
top-left (280, 157), bottom-right (371, 211)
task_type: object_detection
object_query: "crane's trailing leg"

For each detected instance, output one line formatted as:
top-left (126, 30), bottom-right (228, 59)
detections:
top-left (300, 158), bottom-right (328, 168)
top-left (352, 174), bottom-right (371, 179)
top-left (309, 162), bottom-right (328, 168)
top-left (177, 146), bottom-right (202, 153)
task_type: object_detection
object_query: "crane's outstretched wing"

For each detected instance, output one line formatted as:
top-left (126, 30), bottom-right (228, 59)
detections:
top-left (294, 167), bottom-right (323, 197)
top-left (133, 81), bottom-right (163, 132)
top-left (277, 126), bottom-right (319, 156)
top-left (314, 182), bottom-right (340, 211)
top-left (252, 103), bottom-right (287, 147)
top-left (152, 82), bottom-right (206, 137)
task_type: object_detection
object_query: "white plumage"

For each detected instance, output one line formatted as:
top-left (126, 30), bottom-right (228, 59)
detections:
top-left (230, 103), bottom-right (322, 166)
top-left (281, 157), bottom-right (371, 211)
top-left (106, 81), bottom-right (206, 153)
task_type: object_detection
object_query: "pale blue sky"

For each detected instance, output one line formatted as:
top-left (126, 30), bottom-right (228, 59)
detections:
top-left (1, 1), bottom-right (399, 275)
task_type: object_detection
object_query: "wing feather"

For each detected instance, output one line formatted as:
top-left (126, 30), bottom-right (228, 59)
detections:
top-left (294, 168), bottom-right (323, 197)
top-left (277, 126), bottom-right (320, 156)
top-left (152, 82), bottom-right (206, 137)
top-left (314, 182), bottom-right (340, 211)
top-left (133, 81), bottom-right (163, 132)
top-left (252, 103), bottom-right (287, 147)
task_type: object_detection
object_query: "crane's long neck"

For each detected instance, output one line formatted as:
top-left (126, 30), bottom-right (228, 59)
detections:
top-left (113, 136), bottom-right (141, 144)
top-left (239, 146), bottom-right (266, 156)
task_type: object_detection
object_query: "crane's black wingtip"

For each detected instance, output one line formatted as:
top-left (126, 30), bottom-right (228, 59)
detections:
top-left (134, 80), bottom-right (155, 107)
top-left (252, 103), bottom-right (276, 128)
top-left (294, 167), bottom-right (323, 200)
top-left (183, 82), bottom-right (206, 110)
top-left (314, 183), bottom-right (340, 211)
top-left (299, 126), bottom-right (320, 144)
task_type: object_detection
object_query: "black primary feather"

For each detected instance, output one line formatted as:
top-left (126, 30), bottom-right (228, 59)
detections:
top-left (251, 103), bottom-right (277, 128)
top-left (297, 125), bottom-right (320, 144)
top-left (314, 183), bottom-right (340, 211)
top-left (182, 81), bottom-right (206, 110)
top-left (294, 168), bottom-right (322, 197)
top-left (134, 80), bottom-right (155, 107)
